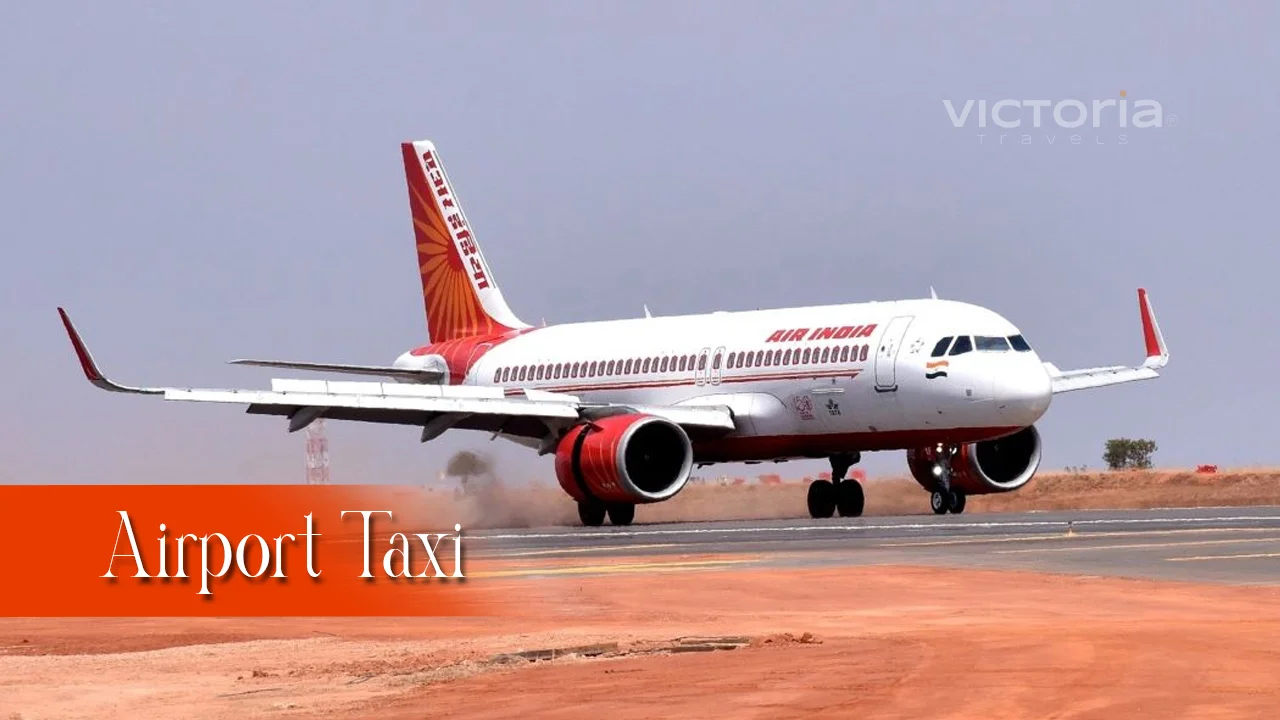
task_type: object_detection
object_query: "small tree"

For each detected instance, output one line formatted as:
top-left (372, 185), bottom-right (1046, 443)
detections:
top-left (1104, 438), bottom-right (1158, 470)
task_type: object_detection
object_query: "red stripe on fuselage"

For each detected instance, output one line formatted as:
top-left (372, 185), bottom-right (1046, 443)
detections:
top-left (692, 426), bottom-right (1025, 463)
top-left (501, 368), bottom-right (862, 396)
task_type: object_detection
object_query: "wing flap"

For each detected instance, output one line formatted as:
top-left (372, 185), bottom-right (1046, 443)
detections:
top-left (230, 359), bottom-right (443, 383)
top-left (163, 386), bottom-right (582, 421)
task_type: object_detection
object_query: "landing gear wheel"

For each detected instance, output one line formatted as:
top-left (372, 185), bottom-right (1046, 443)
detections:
top-left (577, 500), bottom-right (606, 527)
top-left (835, 480), bottom-right (865, 517)
top-left (606, 503), bottom-right (635, 526)
top-left (807, 479), bottom-right (836, 519)
top-left (930, 491), bottom-right (950, 515)
top-left (949, 491), bottom-right (966, 515)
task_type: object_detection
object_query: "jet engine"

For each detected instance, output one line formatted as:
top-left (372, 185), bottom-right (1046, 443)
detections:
top-left (554, 413), bottom-right (694, 504)
top-left (906, 425), bottom-right (1042, 495)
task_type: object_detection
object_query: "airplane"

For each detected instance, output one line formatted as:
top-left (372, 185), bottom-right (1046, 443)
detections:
top-left (58, 138), bottom-right (1169, 526)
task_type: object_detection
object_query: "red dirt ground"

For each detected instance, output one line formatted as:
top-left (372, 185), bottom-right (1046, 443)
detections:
top-left (444, 469), bottom-right (1280, 528)
top-left (3, 561), bottom-right (1279, 719)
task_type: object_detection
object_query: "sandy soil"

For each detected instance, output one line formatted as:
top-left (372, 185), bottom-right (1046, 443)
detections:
top-left (3, 561), bottom-right (1280, 719)
top-left (441, 468), bottom-right (1280, 528)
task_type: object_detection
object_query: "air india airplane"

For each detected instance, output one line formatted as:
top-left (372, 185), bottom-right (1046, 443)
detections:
top-left (58, 139), bottom-right (1169, 526)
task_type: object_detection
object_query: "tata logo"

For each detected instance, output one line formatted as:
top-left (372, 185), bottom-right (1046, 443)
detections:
top-left (422, 151), bottom-right (490, 290)
top-left (765, 325), bottom-right (876, 343)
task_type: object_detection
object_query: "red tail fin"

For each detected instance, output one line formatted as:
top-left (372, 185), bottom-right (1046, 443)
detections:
top-left (401, 140), bottom-right (528, 341)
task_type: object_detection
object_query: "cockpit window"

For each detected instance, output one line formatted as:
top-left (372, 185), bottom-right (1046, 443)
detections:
top-left (975, 336), bottom-right (1011, 352)
top-left (948, 335), bottom-right (972, 355)
top-left (1008, 334), bottom-right (1032, 352)
top-left (930, 337), bottom-right (953, 357)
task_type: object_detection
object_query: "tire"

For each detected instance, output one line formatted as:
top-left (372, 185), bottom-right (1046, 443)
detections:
top-left (607, 503), bottom-right (635, 526)
top-left (807, 480), bottom-right (836, 519)
top-left (578, 500), bottom-right (607, 527)
top-left (930, 491), bottom-right (949, 515)
top-left (949, 491), bottom-right (966, 515)
top-left (836, 480), bottom-right (865, 517)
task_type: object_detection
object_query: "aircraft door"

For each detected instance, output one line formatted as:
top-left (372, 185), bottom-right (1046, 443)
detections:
top-left (695, 347), bottom-right (711, 385)
top-left (874, 316), bottom-right (914, 392)
top-left (710, 346), bottom-right (725, 385)
top-left (464, 344), bottom-right (492, 385)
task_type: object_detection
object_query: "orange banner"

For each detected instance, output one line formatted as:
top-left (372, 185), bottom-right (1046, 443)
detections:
top-left (0, 485), bottom-right (500, 617)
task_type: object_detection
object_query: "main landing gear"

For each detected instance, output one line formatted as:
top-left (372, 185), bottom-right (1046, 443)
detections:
top-left (807, 452), bottom-right (865, 519)
top-left (577, 499), bottom-right (635, 527)
top-left (928, 444), bottom-right (967, 515)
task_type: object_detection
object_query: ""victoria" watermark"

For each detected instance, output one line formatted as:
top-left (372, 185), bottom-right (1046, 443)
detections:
top-left (943, 91), bottom-right (1174, 146)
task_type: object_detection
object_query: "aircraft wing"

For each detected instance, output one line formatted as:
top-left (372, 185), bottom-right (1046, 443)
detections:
top-left (227, 358), bottom-right (443, 383)
top-left (1044, 288), bottom-right (1169, 394)
top-left (57, 309), bottom-right (737, 443)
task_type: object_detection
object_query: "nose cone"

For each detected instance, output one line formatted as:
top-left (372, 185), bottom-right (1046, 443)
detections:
top-left (994, 359), bottom-right (1052, 425)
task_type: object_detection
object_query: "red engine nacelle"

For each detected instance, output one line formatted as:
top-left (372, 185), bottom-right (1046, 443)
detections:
top-left (554, 413), bottom-right (694, 504)
top-left (906, 425), bottom-right (1042, 495)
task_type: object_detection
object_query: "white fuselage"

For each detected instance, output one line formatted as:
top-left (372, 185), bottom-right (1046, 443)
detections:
top-left (394, 298), bottom-right (1053, 463)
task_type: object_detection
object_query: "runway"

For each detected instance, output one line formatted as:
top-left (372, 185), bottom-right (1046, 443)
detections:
top-left (469, 506), bottom-right (1280, 585)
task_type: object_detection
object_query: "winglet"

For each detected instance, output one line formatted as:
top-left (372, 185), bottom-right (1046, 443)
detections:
top-left (57, 308), bottom-right (161, 394)
top-left (1137, 288), bottom-right (1168, 369)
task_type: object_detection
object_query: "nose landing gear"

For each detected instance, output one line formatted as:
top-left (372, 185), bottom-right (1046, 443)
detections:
top-left (928, 444), bottom-right (967, 514)
top-left (807, 452), bottom-right (864, 519)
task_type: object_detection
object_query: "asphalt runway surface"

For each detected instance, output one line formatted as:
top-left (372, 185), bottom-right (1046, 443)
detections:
top-left (469, 506), bottom-right (1280, 585)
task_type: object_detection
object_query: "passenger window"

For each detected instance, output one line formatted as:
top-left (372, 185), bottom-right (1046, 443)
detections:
top-left (1008, 334), bottom-right (1032, 352)
top-left (930, 337), bottom-right (953, 357)
top-left (975, 336), bottom-right (1010, 352)
top-left (712, 353), bottom-right (722, 369)
top-left (623, 359), bottom-right (632, 374)
top-left (697, 354), bottom-right (707, 370)
top-left (860, 345), bottom-right (868, 362)
top-left (949, 336), bottom-right (973, 355)
top-left (493, 368), bottom-right (501, 383)
top-left (677, 356), bottom-right (687, 372)
top-left (821, 347), bottom-right (830, 363)
top-left (802, 348), bottom-right (811, 363)
top-left (840, 346), bottom-right (850, 362)
top-left (660, 357), bottom-right (669, 372)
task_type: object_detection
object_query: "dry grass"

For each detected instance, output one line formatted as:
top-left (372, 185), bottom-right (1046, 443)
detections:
top-left (393, 469), bottom-right (1280, 529)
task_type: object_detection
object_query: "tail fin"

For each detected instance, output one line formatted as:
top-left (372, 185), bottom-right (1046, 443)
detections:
top-left (401, 139), bottom-right (529, 341)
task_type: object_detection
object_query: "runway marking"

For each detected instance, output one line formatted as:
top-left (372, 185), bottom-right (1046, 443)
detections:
top-left (877, 527), bottom-right (1276, 549)
top-left (472, 515), bottom-right (1280, 542)
top-left (1166, 552), bottom-right (1280, 563)
top-left (475, 543), bottom-right (682, 558)
top-left (472, 558), bottom-right (757, 578)
top-left (993, 537), bottom-right (1280, 555)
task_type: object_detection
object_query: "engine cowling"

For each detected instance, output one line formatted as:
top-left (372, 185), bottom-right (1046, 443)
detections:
top-left (906, 425), bottom-right (1042, 495)
top-left (554, 414), bottom-right (694, 504)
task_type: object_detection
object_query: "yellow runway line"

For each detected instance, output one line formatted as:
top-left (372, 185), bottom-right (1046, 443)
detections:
top-left (1166, 552), bottom-right (1280, 563)
top-left (474, 543), bottom-right (682, 559)
top-left (472, 557), bottom-right (759, 578)
top-left (878, 527), bottom-right (1277, 549)
top-left (994, 537), bottom-right (1280, 555)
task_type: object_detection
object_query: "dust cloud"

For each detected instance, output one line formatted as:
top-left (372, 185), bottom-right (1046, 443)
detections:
top-left (441, 449), bottom-right (574, 529)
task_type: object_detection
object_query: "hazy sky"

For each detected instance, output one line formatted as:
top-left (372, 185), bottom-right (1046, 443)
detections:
top-left (2, 1), bottom-right (1276, 486)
